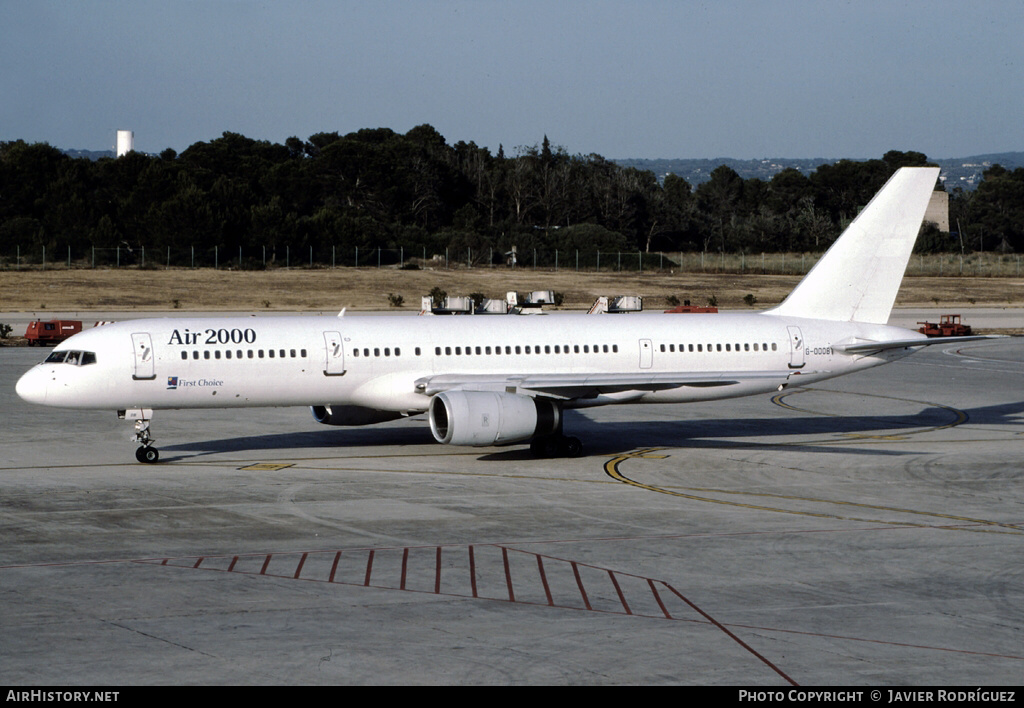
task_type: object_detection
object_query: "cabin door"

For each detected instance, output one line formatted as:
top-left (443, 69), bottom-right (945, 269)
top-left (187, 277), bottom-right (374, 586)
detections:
top-left (787, 326), bottom-right (805, 369)
top-left (639, 338), bottom-right (653, 369)
top-left (323, 331), bottom-right (346, 376)
top-left (131, 333), bottom-right (156, 380)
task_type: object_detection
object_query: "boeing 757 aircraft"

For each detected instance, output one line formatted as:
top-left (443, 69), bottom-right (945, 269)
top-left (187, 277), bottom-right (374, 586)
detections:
top-left (17, 167), bottom-right (982, 463)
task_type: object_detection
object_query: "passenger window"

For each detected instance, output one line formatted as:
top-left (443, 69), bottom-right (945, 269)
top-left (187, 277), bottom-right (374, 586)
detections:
top-left (215, 351), bottom-right (221, 359)
top-left (193, 351), bottom-right (200, 359)
top-left (181, 351), bottom-right (188, 360)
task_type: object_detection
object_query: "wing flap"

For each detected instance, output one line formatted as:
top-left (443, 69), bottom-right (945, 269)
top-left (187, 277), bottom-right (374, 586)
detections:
top-left (416, 370), bottom-right (793, 399)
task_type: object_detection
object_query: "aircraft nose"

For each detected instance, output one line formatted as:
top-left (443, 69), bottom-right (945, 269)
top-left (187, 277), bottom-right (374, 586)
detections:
top-left (15, 367), bottom-right (48, 405)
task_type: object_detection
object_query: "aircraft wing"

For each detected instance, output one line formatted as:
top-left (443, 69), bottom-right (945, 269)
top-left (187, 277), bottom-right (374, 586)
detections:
top-left (415, 370), bottom-right (795, 400)
top-left (835, 335), bottom-right (1004, 355)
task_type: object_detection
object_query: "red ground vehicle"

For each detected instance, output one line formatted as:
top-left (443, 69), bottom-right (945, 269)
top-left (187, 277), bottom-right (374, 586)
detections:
top-left (917, 314), bottom-right (972, 337)
top-left (25, 320), bottom-right (82, 346)
top-left (664, 300), bottom-right (719, 314)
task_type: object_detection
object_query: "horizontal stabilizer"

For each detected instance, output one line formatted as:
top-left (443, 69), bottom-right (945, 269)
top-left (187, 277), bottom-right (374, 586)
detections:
top-left (836, 335), bottom-right (1003, 354)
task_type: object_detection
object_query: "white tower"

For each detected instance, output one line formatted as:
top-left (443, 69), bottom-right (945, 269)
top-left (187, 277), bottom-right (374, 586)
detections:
top-left (116, 130), bottom-right (134, 157)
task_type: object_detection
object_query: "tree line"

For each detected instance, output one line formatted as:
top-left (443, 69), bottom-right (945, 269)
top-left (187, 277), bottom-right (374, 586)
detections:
top-left (1, 126), bottom-right (1021, 266)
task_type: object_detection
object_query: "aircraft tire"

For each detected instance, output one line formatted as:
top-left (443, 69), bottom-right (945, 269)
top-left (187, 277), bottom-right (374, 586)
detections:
top-left (136, 446), bottom-right (160, 464)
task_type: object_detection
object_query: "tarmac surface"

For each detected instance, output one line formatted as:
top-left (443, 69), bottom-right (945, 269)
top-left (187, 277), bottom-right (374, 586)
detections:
top-left (1, 317), bottom-right (1023, 686)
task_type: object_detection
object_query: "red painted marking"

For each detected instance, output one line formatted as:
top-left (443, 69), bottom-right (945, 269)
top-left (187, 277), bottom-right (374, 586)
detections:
top-left (227, 556), bottom-right (238, 572)
top-left (434, 547), bottom-right (442, 594)
top-left (364, 550), bottom-right (375, 586)
top-left (294, 553), bottom-right (307, 580)
top-left (608, 571), bottom-right (631, 615)
top-left (571, 562), bottom-right (592, 610)
top-left (662, 583), bottom-right (798, 686)
top-left (328, 552), bottom-right (340, 583)
top-left (192, 558), bottom-right (203, 569)
top-left (400, 548), bottom-right (409, 590)
top-left (648, 579), bottom-right (672, 619)
top-left (536, 555), bottom-right (554, 606)
top-left (501, 547), bottom-right (515, 602)
top-left (469, 546), bottom-right (478, 598)
top-left (260, 555), bottom-right (272, 575)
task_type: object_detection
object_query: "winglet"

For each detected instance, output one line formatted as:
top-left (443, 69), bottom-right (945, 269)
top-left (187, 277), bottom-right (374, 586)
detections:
top-left (765, 167), bottom-right (940, 324)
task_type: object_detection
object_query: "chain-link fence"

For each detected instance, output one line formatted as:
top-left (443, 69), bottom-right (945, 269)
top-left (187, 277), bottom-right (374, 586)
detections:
top-left (1, 244), bottom-right (1021, 277)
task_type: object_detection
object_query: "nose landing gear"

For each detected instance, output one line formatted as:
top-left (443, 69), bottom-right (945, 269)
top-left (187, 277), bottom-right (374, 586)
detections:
top-left (120, 409), bottom-right (161, 464)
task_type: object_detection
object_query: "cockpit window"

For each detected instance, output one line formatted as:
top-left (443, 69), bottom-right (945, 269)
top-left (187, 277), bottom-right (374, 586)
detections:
top-left (44, 350), bottom-right (96, 366)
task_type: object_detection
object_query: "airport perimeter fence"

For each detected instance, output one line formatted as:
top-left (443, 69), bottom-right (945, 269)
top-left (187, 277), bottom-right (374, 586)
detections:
top-left (1, 244), bottom-right (1021, 277)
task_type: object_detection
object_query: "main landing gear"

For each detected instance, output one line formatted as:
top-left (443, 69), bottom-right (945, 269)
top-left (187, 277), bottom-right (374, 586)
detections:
top-left (529, 434), bottom-right (584, 459)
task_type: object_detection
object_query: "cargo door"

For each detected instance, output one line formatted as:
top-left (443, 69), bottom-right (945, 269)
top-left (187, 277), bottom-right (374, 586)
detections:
top-left (323, 331), bottom-right (346, 376)
top-left (131, 333), bottom-right (156, 380)
top-left (787, 326), bottom-right (805, 369)
top-left (639, 338), bottom-right (653, 369)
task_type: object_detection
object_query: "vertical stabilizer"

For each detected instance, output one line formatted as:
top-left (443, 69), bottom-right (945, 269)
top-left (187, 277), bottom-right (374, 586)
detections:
top-left (765, 167), bottom-right (940, 324)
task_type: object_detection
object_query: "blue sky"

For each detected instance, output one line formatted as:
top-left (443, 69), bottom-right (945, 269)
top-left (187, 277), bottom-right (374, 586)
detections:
top-left (2, 0), bottom-right (1021, 159)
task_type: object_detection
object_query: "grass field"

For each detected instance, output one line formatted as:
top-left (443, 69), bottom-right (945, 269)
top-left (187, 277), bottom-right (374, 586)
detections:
top-left (1, 266), bottom-right (1021, 313)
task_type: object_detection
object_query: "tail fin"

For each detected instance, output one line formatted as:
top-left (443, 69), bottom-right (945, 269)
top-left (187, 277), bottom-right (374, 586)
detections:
top-left (765, 166), bottom-right (940, 324)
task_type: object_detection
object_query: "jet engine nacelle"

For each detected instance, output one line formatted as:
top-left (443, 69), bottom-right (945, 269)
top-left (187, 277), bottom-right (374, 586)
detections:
top-left (428, 391), bottom-right (561, 446)
top-left (311, 404), bottom-right (403, 426)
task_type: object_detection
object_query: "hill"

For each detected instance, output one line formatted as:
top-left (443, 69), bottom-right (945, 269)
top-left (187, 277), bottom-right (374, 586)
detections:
top-left (614, 152), bottom-right (1024, 190)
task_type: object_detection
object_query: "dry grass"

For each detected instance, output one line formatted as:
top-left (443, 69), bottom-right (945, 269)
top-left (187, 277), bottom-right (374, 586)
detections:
top-left (1, 266), bottom-right (1021, 313)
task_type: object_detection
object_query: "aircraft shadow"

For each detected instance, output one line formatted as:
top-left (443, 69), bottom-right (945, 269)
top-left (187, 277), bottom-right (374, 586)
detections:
top-left (160, 399), bottom-right (1024, 461)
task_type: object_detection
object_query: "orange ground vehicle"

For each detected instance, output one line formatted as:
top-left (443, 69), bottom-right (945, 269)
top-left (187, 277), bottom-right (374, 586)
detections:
top-left (917, 314), bottom-right (972, 337)
top-left (25, 320), bottom-right (82, 346)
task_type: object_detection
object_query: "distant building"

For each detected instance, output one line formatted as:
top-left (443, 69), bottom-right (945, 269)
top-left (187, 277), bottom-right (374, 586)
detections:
top-left (924, 190), bottom-right (949, 232)
top-left (116, 130), bottom-right (134, 157)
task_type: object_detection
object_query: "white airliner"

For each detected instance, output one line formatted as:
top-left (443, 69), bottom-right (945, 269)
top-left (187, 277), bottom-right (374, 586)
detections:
top-left (16, 167), bottom-right (982, 463)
